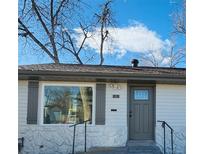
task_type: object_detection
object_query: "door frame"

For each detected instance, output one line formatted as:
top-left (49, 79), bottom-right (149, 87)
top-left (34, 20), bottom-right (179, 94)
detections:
top-left (127, 83), bottom-right (156, 141)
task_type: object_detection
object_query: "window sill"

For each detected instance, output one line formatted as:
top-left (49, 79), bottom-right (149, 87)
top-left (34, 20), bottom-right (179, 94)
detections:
top-left (39, 123), bottom-right (95, 127)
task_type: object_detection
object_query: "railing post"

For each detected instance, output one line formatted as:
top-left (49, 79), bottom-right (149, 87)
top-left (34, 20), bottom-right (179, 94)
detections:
top-left (171, 129), bottom-right (174, 154)
top-left (72, 125), bottom-right (76, 154)
top-left (158, 121), bottom-right (174, 154)
top-left (162, 121), bottom-right (166, 154)
top-left (85, 121), bottom-right (87, 152)
top-left (22, 137), bottom-right (24, 147)
top-left (70, 119), bottom-right (90, 154)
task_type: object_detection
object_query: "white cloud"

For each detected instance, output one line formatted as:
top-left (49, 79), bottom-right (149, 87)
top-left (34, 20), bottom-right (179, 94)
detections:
top-left (74, 22), bottom-right (171, 61)
top-left (162, 57), bottom-right (171, 65)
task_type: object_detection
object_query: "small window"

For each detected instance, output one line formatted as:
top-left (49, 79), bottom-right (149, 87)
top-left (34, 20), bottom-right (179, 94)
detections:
top-left (134, 90), bottom-right (149, 100)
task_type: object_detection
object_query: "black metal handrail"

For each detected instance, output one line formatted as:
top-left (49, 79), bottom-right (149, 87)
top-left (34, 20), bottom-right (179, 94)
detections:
top-left (157, 120), bottom-right (174, 154)
top-left (69, 119), bottom-right (91, 154)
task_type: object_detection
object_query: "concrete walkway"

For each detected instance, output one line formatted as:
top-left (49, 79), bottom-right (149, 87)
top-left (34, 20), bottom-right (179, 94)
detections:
top-left (77, 140), bottom-right (162, 154)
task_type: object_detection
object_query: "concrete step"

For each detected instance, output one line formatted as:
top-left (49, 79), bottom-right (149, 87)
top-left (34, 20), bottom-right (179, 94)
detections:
top-left (126, 140), bottom-right (155, 146)
top-left (127, 146), bottom-right (162, 154)
top-left (77, 146), bottom-right (162, 154)
top-left (77, 140), bottom-right (162, 154)
top-left (127, 140), bottom-right (162, 154)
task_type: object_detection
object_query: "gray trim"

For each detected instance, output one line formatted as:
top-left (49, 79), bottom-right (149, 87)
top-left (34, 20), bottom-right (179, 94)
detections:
top-left (153, 85), bottom-right (156, 141)
top-left (27, 80), bottom-right (39, 124)
top-left (127, 84), bottom-right (130, 141)
top-left (19, 69), bottom-right (185, 79)
top-left (95, 84), bottom-right (106, 125)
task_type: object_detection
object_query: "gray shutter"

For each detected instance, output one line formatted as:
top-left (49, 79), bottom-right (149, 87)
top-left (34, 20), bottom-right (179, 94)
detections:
top-left (95, 84), bottom-right (106, 125)
top-left (27, 80), bottom-right (39, 124)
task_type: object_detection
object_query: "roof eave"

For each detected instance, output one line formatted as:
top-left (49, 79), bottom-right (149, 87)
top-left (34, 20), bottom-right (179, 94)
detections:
top-left (18, 70), bottom-right (186, 84)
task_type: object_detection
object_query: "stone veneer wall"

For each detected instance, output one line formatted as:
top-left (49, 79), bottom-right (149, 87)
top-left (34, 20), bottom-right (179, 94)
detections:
top-left (20, 125), bottom-right (127, 154)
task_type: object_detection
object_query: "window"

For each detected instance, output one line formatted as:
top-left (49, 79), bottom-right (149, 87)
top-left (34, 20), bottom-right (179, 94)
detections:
top-left (43, 85), bottom-right (93, 124)
top-left (134, 90), bottom-right (149, 100)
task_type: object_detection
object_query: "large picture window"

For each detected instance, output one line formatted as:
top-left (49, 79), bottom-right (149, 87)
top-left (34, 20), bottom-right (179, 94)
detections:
top-left (43, 85), bottom-right (93, 124)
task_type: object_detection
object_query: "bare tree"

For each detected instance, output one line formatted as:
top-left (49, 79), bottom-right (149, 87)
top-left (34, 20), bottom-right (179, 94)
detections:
top-left (140, 0), bottom-right (186, 68)
top-left (19, 0), bottom-right (116, 65)
top-left (169, 0), bottom-right (186, 67)
top-left (139, 40), bottom-right (185, 68)
top-left (140, 50), bottom-right (163, 67)
top-left (94, 0), bottom-right (115, 65)
top-left (164, 39), bottom-right (185, 67)
top-left (172, 0), bottom-right (186, 35)
top-left (18, 0), bottom-right (95, 64)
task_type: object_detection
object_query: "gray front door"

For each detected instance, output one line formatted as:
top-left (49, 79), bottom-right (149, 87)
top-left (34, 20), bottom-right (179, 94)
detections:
top-left (129, 87), bottom-right (154, 140)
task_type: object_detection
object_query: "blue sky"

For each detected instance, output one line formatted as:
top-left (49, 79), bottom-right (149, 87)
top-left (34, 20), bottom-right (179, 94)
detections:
top-left (19, 0), bottom-right (185, 67)
top-left (114, 0), bottom-right (173, 36)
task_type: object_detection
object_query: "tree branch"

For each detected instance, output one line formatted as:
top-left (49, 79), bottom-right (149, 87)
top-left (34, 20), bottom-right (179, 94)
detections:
top-left (76, 23), bottom-right (89, 54)
top-left (18, 18), bottom-right (55, 61)
top-left (54, 0), bottom-right (66, 19)
top-left (31, 0), bottom-right (50, 37)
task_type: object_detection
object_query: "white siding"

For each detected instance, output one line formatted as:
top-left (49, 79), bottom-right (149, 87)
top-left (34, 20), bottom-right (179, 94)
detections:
top-left (18, 80), bottom-right (28, 136)
top-left (18, 81), bottom-right (128, 154)
top-left (156, 84), bottom-right (186, 154)
top-left (106, 83), bottom-right (127, 127)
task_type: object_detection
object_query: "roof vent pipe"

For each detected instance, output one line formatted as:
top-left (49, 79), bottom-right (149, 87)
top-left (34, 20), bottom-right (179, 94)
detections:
top-left (131, 59), bottom-right (139, 67)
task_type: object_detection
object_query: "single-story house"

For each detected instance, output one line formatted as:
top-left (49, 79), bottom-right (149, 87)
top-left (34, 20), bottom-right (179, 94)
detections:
top-left (18, 61), bottom-right (186, 154)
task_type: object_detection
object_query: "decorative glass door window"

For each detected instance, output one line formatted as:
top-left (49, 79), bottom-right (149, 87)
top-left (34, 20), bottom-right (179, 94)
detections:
top-left (43, 85), bottom-right (93, 124)
top-left (134, 90), bottom-right (149, 100)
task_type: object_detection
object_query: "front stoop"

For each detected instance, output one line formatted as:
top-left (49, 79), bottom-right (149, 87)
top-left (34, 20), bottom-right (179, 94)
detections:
top-left (127, 140), bottom-right (162, 154)
top-left (127, 146), bottom-right (162, 154)
top-left (77, 140), bottom-right (162, 154)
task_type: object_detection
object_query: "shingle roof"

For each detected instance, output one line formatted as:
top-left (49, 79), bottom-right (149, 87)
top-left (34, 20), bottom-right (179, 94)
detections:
top-left (18, 63), bottom-right (185, 78)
